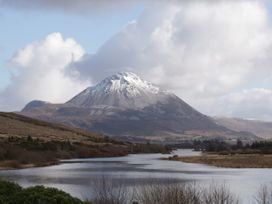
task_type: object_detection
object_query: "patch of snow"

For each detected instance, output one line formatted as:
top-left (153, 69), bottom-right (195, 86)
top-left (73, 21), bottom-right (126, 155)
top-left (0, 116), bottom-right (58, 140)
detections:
top-left (91, 72), bottom-right (161, 96)
top-left (66, 72), bottom-right (173, 109)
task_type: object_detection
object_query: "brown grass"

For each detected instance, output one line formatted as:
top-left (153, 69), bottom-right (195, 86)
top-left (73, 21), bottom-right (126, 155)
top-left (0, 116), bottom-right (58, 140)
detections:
top-left (0, 112), bottom-right (104, 144)
top-left (170, 154), bottom-right (272, 168)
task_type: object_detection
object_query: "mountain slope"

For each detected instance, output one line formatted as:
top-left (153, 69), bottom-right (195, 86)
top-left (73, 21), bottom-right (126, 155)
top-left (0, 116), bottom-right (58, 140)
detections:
top-left (21, 72), bottom-right (257, 141)
top-left (214, 117), bottom-right (272, 139)
top-left (0, 112), bottom-right (102, 143)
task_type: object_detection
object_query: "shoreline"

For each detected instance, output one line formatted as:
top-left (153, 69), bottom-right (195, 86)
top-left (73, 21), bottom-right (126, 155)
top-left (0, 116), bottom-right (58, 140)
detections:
top-left (0, 133), bottom-right (170, 170)
top-left (0, 147), bottom-right (171, 170)
top-left (168, 153), bottom-right (272, 168)
top-left (0, 160), bottom-right (60, 170)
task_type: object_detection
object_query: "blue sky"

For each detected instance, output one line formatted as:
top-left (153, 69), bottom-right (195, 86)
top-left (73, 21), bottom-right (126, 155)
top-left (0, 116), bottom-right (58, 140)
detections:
top-left (0, 4), bottom-right (144, 91)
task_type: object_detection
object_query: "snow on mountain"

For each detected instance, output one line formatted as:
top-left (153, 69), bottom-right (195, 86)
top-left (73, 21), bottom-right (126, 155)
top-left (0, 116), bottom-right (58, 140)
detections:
top-left (66, 72), bottom-right (171, 109)
top-left (92, 72), bottom-right (160, 95)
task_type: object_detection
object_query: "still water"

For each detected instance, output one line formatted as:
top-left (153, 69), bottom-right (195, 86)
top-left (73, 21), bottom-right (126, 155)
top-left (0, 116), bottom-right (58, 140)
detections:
top-left (0, 149), bottom-right (271, 203)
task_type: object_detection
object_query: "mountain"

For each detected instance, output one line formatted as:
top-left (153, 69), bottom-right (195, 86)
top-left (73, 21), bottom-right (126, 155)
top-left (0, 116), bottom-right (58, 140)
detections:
top-left (21, 72), bottom-right (257, 142)
top-left (214, 117), bottom-right (272, 139)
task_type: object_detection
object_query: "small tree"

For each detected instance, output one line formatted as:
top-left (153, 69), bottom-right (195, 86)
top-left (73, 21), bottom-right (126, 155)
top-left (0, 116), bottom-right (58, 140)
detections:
top-left (236, 139), bottom-right (243, 149)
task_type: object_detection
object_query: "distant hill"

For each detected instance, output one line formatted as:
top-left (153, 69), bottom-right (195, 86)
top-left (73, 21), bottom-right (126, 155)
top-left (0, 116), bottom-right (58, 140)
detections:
top-left (21, 72), bottom-right (258, 142)
top-left (0, 112), bottom-right (103, 144)
top-left (214, 117), bottom-right (272, 139)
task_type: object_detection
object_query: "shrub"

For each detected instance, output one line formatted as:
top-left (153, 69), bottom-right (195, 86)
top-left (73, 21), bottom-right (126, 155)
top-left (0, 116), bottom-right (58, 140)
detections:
top-left (0, 180), bottom-right (87, 204)
top-left (0, 180), bottom-right (22, 203)
top-left (11, 186), bottom-right (84, 204)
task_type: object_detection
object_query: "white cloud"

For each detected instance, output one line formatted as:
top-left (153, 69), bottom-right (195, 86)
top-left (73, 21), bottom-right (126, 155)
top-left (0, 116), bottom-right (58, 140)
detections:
top-left (214, 88), bottom-right (272, 121)
top-left (0, 32), bottom-right (89, 111)
top-left (73, 0), bottom-right (272, 120)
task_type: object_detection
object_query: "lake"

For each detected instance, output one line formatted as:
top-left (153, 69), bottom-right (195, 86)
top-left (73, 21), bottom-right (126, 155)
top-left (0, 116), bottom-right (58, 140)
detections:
top-left (0, 149), bottom-right (271, 204)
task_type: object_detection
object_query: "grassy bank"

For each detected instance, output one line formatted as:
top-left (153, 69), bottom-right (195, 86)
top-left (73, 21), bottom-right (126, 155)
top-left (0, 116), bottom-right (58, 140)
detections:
top-left (167, 139), bottom-right (272, 168)
top-left (169, 153), bottom-right (272, 168)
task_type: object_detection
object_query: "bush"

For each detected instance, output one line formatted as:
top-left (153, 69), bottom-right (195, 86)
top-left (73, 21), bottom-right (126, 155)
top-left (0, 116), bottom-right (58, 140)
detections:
top-left (0, 180), bottom-right (22, 203)
top-left (11, 186), bottom-right (84, 204)
top-left (0, 180), bottom-right (87, 204)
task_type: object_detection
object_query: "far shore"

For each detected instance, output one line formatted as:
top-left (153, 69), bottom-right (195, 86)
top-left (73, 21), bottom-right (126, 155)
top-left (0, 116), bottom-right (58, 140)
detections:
top-left (168, 153), bottom-right (272, 168)
top-left (0, 160), bottom-right (60, 170)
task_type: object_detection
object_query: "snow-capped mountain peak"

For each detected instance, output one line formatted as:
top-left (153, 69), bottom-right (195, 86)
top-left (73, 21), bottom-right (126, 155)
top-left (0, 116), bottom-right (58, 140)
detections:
top-left (88, 72), bottom-right (160, 96)
top-left (66, 72), bottom-right (170, 109)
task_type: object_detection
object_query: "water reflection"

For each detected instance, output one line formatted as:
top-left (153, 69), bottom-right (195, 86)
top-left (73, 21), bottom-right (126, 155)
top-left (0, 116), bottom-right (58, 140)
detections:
top-left (0, 149), bottom-right (271, 204)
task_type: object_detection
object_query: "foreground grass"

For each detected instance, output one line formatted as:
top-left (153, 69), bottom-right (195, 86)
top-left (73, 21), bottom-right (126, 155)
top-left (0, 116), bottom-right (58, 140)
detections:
top-left (169, 153), bottom-right (272, 168)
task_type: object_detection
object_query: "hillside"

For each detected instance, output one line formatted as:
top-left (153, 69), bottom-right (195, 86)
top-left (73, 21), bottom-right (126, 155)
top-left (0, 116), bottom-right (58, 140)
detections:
top-left (214, 117), bottom-right (272, 139)
top-left (0, 112), bottom-right (102, 143)
top-left (0, 112), bottom-right (168, 169)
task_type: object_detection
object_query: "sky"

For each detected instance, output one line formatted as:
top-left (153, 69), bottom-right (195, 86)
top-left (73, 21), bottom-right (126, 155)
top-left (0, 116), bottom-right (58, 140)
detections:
top-left (1, 0), bottom-right (272, 121)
